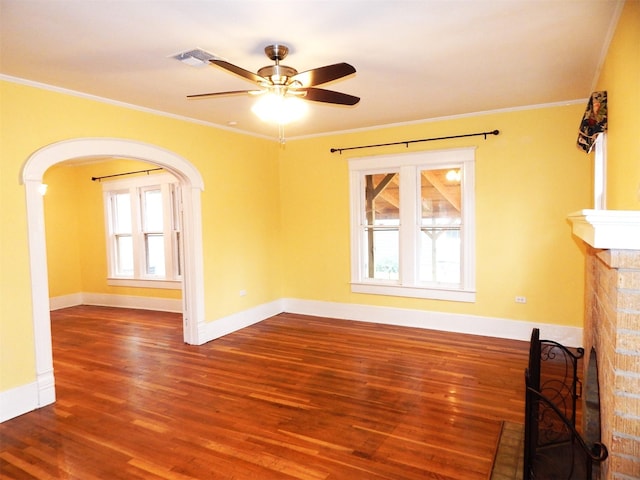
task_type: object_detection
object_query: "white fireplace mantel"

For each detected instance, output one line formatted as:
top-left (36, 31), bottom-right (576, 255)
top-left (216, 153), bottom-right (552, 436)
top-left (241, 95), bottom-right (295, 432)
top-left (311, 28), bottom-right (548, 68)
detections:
top-left (568, 209), bottom-right (640, 250)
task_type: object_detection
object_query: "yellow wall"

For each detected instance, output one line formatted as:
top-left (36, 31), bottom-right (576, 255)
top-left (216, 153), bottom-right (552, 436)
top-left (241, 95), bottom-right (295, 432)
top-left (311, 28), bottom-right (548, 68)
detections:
top-left (42, 164), bottom-right (84, 297)
top-left (596, 0), bottom-right (640, 209)
top-left (280, 105), bottom-right (591, 326)
top-left (0, 80), bottom-right (281, 391)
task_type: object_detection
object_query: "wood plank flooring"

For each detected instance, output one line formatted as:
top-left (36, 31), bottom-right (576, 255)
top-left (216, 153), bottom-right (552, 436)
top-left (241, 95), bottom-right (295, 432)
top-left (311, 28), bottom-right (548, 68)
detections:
top-left (1, 306), bottom-right (529, 479)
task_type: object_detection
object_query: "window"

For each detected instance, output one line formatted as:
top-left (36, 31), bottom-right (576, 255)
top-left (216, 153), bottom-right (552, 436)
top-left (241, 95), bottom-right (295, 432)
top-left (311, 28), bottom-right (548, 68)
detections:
top-left (103, 173), bottom-right (182, 289)
top-left (349, 148), bottom-right (476, 302)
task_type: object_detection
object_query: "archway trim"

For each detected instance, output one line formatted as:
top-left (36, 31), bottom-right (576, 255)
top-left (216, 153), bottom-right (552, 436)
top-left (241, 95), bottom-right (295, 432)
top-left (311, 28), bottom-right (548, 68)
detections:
top-left (20, 137), bottom-right (206, 411)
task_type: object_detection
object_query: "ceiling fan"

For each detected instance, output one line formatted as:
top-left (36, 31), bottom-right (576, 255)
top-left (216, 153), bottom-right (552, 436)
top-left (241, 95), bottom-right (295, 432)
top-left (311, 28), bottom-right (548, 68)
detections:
top-left (187, 44), bottom-right (360, 107)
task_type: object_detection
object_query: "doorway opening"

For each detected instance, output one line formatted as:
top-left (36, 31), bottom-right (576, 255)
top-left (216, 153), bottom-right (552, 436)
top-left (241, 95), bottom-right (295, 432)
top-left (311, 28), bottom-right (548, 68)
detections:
top-left (21, 138), bottom-right (205, 410)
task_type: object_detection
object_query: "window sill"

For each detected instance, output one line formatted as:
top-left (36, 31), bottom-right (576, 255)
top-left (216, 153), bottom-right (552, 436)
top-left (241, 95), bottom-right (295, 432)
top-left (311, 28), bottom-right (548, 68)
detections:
top-left (351, 282), bottom-right (476, 303)
top-left (107, 278), bottom-right (182, 290)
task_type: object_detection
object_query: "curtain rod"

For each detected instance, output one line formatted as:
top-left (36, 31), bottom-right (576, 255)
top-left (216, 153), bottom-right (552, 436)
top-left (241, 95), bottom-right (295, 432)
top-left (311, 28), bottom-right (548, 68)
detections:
top-left (91, 167), bottom-right (163, 182)
top-left (330, 129), bottom-right (500, 154)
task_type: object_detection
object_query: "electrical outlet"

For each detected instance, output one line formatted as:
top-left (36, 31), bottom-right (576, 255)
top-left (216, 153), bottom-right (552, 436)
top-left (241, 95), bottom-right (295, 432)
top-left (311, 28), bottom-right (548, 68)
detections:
top-left (239, 289), bottom-right (247, 297)
top-left (515, 296), bottom-right (527, 304)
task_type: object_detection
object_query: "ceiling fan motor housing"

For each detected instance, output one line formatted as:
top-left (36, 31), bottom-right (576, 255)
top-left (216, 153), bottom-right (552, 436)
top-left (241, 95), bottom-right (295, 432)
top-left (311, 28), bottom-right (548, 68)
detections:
top-left (258, 65), bottom-right (298, 85)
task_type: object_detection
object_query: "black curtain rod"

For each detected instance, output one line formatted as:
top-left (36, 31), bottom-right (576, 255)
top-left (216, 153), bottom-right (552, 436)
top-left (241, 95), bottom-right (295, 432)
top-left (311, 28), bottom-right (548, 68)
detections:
top-left (330, 129), bottom-right (500, 154)
top-left (91, 168), bottom-right (163, 182)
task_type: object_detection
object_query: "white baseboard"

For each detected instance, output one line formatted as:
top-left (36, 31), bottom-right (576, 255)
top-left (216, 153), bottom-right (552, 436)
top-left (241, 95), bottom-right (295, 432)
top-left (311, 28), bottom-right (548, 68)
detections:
top-left (0, 381), bottom-right (39, 423)
top-left (37, 370), bottom-right (56, 408)
top-left (49, 293), bottom-right (84, 311)
top-left (49, 292), bottom-right (182, 313)
top-left (49, 292), bottom-right (583, 345)
top-left (198, 299), bottom-right (284, 344)
top-left (0, 370), bottom-right (56, 423)
top-left (83, 293), bottom-right (182, 313)
top-left (282, 298), bottom-right (583, 347)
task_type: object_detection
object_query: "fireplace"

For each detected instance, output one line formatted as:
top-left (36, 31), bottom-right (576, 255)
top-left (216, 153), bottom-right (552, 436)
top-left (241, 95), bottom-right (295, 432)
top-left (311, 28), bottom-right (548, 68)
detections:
top-left (569, 210), bottom-right (640, 480)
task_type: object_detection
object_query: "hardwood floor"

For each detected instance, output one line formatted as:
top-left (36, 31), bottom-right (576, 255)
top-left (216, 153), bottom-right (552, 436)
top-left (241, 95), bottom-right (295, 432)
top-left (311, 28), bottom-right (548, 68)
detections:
top-left (1, 306), bottom-right (529, 479)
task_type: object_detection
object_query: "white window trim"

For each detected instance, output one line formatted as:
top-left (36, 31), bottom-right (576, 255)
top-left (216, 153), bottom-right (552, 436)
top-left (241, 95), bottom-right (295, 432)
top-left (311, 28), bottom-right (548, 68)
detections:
top-left (593, 133), bottom-right (607, 210)
top-left (102, 172), bottom-right (182, 289)
top-left (349, 147), bottom-right (476, 302)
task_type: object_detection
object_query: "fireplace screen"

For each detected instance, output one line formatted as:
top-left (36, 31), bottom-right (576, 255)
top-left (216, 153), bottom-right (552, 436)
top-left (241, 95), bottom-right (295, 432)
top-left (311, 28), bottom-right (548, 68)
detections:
top-left (524, 329), bottom-right (608, 479)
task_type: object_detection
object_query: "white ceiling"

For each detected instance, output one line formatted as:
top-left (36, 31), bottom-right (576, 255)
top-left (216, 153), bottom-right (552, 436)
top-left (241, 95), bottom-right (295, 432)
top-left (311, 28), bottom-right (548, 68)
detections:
top-left (0, 0), bottom-right (623, 140)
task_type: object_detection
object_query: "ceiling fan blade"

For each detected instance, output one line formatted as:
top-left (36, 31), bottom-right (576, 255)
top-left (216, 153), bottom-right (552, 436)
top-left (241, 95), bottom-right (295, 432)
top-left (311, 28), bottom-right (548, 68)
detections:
top-left (290, 63), bottom-right (356, 87)
top-left (210, 59), bottom-right (266, 84)
top-left (187, 90), bottom-right (260, 99)
top-left (300, 87), bottom-right (360, 106)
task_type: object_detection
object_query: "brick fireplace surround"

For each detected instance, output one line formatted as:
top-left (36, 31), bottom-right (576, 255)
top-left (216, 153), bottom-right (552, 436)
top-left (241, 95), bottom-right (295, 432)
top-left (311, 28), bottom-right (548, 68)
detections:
top-left (570, 210), bottom-right (640, 479)
top-left (585, 248), bottom-right (640, 479)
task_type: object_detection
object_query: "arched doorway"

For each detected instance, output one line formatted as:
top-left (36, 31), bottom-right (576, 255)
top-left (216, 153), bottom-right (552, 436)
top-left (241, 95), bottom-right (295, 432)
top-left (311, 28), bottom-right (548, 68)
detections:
top-left (21, 138), bottom-right (205, 409)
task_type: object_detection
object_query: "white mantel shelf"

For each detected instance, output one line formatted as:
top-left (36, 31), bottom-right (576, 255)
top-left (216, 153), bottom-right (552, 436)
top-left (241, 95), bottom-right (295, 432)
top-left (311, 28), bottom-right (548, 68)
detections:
top-left (568, 209), bottom-right (640, 250)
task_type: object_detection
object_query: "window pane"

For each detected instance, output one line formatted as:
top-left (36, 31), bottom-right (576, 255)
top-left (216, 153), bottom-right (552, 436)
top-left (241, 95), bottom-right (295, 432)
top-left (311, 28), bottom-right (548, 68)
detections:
top-left (421, 168), bottom-right (461, 221)
top-left (146, 233), bottom-right (165, 276)
top-left (116, 235), bottom-right (133, 276)
top-left (420, 168), bottom-right (462, 284)
top-left (363, 173), bottom-right (399, 279)
top-left (365, 173), bottom-right (399, 225)
top-left (364, 223), bottom-right (399, 280)
top-left (113, 192), bottom-right (131, 234)
top-left (143, 188), bottom-right (163, 232)
top-left (419, 227), bottom-right (461, 283)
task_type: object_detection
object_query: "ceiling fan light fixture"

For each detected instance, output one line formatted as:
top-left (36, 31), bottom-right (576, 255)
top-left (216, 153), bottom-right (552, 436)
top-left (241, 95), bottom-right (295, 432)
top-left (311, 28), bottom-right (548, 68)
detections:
top-left (251, 93), bottom-right (308, 125)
